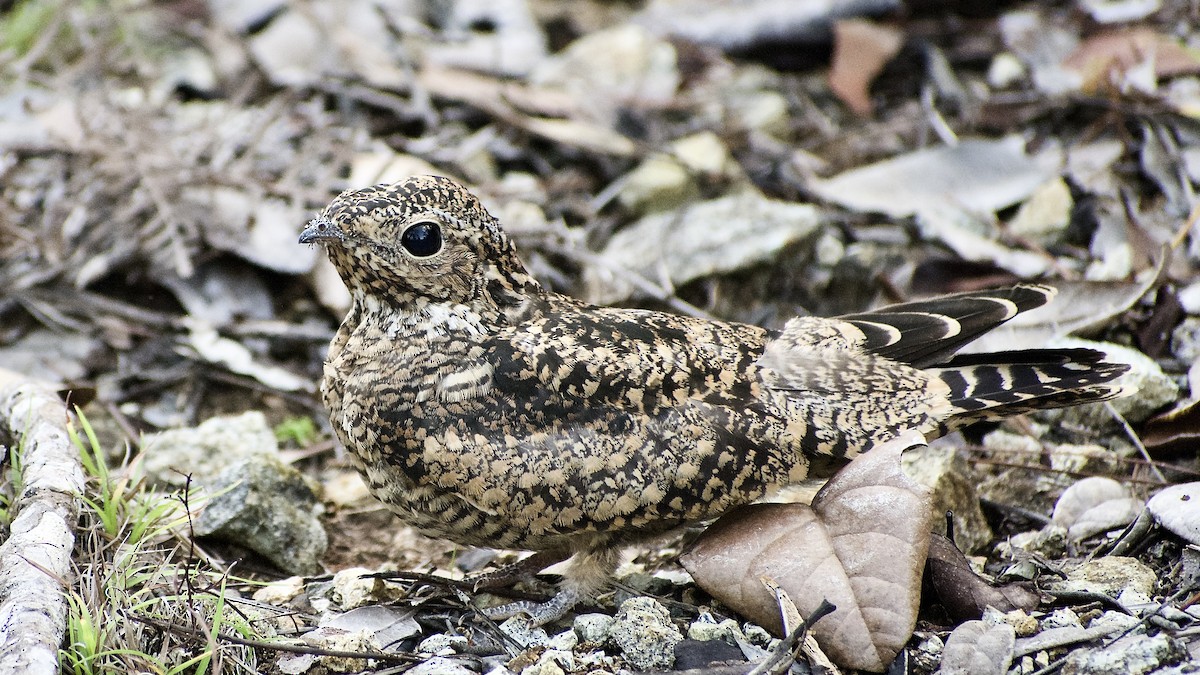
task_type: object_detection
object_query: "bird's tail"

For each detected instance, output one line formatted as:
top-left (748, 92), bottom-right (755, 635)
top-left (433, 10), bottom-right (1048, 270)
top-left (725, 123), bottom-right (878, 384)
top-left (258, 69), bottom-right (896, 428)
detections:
top-left (835, 284), bottom-right (1130, 428)
top-left (929, 348), bottom-right (1129, 428)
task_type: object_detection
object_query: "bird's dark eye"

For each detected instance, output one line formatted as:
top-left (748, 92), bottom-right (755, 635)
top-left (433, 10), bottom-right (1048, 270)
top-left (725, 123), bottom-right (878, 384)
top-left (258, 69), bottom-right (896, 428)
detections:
top-left (400, 221), bottom-right (442, 257)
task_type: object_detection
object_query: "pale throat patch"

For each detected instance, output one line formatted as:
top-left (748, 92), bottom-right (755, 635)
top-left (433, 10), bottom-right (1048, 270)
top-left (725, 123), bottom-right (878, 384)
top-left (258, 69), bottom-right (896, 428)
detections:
top-left (355, 291), bottom-right (487, 339)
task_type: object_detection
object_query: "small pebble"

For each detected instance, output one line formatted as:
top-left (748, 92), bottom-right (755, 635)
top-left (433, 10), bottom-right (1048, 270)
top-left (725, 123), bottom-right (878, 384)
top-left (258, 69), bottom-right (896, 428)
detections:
top-left (499, 616), bottom-right (549, 648)
top-left (418, 633), bottom-right (468, 656)
top-left (607, 597), bottom-right (682, 670)
top-left (574, 613), bottom-right (615, 644)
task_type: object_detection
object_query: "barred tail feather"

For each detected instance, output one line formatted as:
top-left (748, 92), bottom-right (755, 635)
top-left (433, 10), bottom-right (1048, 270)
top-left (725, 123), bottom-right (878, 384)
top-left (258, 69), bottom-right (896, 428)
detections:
top-left (932, 348), bottom-right (1130, 425)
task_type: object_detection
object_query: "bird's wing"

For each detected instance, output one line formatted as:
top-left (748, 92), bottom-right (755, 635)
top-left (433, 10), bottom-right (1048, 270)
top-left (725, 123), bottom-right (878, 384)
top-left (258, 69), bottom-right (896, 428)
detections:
top-left (833, 284), bottom-right (1055, 367)
top-left (481, 306), bottom-right (771, 415)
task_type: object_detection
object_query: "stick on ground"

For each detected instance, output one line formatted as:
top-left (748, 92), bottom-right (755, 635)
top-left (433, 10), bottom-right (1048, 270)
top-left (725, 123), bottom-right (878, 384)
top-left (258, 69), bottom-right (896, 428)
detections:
top-left (0, 369), bottom-right (85, 675)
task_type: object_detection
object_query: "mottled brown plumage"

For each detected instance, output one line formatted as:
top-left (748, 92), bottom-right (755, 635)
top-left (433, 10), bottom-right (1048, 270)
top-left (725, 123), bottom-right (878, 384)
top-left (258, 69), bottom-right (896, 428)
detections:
top-left (300, 175), bottom-right (1128, 621)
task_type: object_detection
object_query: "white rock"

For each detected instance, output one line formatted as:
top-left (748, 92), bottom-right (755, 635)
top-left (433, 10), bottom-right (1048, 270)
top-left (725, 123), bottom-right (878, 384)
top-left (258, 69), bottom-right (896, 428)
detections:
top-left (987, 52), bottom-right (1026, 88)
top-left (1007, 178), bottom-right (1072, 240)
top-left (1051, 476), bottom-right (1141, 540)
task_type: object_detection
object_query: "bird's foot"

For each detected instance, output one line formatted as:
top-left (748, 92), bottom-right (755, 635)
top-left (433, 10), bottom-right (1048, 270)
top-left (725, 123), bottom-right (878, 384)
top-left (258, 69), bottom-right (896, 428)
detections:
top-left (467, 549), bottom-right (568, 591)
top-left (481, 586), bottom-right (581, 626)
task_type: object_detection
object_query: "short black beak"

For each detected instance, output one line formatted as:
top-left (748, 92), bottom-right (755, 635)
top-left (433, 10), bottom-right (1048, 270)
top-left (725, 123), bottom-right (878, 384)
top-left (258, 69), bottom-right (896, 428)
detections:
top-left (299, 217), bottom-right (343, 244)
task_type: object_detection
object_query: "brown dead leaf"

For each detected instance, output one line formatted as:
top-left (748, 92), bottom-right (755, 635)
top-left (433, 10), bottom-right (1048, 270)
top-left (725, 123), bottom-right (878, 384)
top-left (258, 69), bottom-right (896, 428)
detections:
top-left (1142, 399), bottom-right (1200, 458)
top-left (1063, 28), bottom-right (1200, 93)
top-left (829, 20), bottom-right (905, 116)
top-left (680, 430), bottom-right (932, 673)
top-left (926, 533), bottom-right (1040, 622)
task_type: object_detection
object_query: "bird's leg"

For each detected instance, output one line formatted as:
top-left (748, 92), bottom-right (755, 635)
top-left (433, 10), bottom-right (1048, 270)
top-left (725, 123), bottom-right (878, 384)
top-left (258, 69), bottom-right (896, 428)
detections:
top-left (481, 547), bottom-right (620, 626)
top-left (469, 549), bottom-right (569, 591)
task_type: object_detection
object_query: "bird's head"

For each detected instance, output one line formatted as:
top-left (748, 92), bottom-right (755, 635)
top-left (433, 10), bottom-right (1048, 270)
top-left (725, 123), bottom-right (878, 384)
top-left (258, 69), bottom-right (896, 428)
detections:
top-left (300, 175), bottom-right (541, 313)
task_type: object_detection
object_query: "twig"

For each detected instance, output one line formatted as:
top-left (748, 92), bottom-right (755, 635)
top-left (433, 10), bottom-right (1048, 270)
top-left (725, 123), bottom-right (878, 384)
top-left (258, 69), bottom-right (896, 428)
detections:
top-left (1105, 402), bottom-right (1168, 485)
top-left (0, 369), bottom-right (86, 675)
top-left (129, 614), bottom-right (418, 664)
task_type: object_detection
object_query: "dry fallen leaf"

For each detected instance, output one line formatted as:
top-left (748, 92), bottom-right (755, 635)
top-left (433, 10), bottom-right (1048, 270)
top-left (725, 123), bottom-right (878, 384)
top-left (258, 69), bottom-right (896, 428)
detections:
top-left (417, 66), bottom-right (637, 157)
top-left (829, 19), bottom-right (905, 116)
top-left (180, 320), bottom-right (315, 393)
top-left (1146, 483), bottom-right (1200, 546)
top-left (806, 136), bottom-right (1059, 219)
top-left (1141, 399), bottom-right (1200, 457)
top-left (960, 275), bottom-right (1156, 354)
top-left (583, 191), bottom-right (820, 304)
top-left (680, 430), bottom-right (932, 672)
top-left (925, 533), bottom-right (1040, 623)
top-left (1063, 28), bottom-right (1200, 93)
top-left (937, 620), bottom-right (1016, 675)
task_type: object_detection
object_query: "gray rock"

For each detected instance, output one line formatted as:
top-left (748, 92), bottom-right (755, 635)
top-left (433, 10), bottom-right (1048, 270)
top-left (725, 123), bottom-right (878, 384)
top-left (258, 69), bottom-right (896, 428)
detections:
top-left (194, 454), bottom-right (327, 575)
top-left (530, 25), bottom-right (680, 126)
top-left (911, 634), bottom-right (945, 672)
top-left (573, 612), bottom-right (615, 644)
top-left (207, 0), bottom-right (286, 33)
top-left (319, 567), bottom-right (394, 611)
top-left (498, 616), bottom-right (548, 648)
top-left (1040, 608), bottom-right (1082, 631)
top-left (140, 411), bottom-right (278, 488)
top-left (525, 648), bottom-right (574, 675)
top-left (1048, 556), bottom-right (1157, 598)
top-left (423, 0), bottom-right (546, 77)
top-left (247, 0), bottom-right (411, 90)
top-left (281, 626), bottom-right (380, 673)
top-left (546, 628), bottom-right (578, 650)
top-left (687, 617), bottom-right (743, 644)
top-left (741, 622), bottom-right (774, 645)
top-left (1051, 476), bottom-right (1141, 541)
top-left (1171, 317), bottom-right (1200, 364)
top-left (618, 154), bottom-right (696, 215)
top-left (1087, 610), bottom-right (1140, 634)
top-left (521, 659), bottom-right (563, 675)
top-left (902, 442), bottom-right (993, 553)
top-left (1061, 633), bottom-right (1187, 675)
top-left (0, 328), bottom-right (99, 382)
top-left (1007, 178), bottom-right (1072, 242)
top-left (1048, 443), bottom-right (1118, 476)
top-left (607, 596), bottom-right (682, 670)
top-left (418, 633), bottom-right (469, 656)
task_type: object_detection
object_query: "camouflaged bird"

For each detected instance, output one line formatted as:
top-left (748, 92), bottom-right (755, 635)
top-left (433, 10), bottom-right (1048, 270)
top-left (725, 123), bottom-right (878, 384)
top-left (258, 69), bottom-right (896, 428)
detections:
top-left (300, 175), bottom-right (1129, 622)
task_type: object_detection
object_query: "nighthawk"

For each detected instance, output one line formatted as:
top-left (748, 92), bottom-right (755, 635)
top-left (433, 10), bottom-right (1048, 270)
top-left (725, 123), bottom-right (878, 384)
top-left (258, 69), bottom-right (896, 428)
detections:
top-left (300, 175), bottom-right (1128, 623)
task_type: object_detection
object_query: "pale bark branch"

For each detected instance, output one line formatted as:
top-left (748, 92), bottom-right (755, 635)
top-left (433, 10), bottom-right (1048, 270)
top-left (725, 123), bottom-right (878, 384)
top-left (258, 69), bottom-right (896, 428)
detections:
top-left (0, 369), bottom-right (84, 675)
